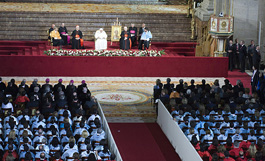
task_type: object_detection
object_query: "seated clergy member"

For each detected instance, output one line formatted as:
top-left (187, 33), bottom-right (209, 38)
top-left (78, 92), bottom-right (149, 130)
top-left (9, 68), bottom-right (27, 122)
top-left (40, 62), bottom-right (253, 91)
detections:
top-left (94, 28), bottom-right (107, 50)
top-left (59, 23), bottom-right (70, 45)
top-left (139, 27), bottom-right (152, 50)
top-left (50, 28), bottom-right (64, 49)
top-left (71, 25), bottom-right (84, 49)
top-left (120, 26), bottom-right (131, 50)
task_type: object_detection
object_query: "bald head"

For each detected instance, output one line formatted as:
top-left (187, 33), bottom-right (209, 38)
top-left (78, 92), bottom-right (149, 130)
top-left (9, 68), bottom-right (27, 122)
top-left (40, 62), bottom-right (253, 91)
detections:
top-left (124, 26), bottom-right (128, 31)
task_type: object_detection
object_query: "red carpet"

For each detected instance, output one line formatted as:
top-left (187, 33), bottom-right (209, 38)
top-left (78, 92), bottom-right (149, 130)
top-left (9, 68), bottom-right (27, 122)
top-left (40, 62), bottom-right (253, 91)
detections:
top-left (0, 55), bottom-right (228, 77)
top-left (0, 40), bottom-right (228, 77)
top-left (226, 69), bottom-right (251, 91)
top-left (0, 40), bottom-right (196, 57)
top-left (109, 123), bottom-right (181, 161)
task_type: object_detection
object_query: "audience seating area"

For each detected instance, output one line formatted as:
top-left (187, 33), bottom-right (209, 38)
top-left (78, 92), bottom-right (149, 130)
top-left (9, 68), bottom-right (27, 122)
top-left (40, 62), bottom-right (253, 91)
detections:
top-left (0, 78), bottom-right (116, 161)
top-left (155, 78), bottom-right (265, 161)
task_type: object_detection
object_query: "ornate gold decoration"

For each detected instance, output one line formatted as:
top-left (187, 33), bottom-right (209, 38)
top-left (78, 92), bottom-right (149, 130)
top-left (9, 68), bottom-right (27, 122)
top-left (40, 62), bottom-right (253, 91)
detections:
top-left (221, 21), bottom-right (227, 28)
top-left (212, 21), bottom-right (216, 28)
top-left (190, 9), bottom-right (196, 40)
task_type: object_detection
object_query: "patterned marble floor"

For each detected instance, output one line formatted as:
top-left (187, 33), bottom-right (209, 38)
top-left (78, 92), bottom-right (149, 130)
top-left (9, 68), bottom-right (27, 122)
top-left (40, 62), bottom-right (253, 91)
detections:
top-left (0, 2), bottom-right (187, 14)
top-left (1, 77), bottom-right (225, 122)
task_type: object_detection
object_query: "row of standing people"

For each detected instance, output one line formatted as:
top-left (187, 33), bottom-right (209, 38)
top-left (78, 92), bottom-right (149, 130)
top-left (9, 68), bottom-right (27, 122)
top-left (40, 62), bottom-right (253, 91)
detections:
top-left (226, 39), bottom-right (261, 72)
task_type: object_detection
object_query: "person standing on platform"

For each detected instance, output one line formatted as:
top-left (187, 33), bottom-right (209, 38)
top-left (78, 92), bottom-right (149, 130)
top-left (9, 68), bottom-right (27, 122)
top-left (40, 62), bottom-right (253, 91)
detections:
top-left (140, 28), bottom-right (152, 50)
top-left (253, 45), bottom-right (261, 70)
top-left (248, 40), bottom-right (256, 70)
top-left (94, 28), bottom-right (107, 51)
top-left (120, 26), bottom-right (131, 50)
top-left (138, 23), bottom-right (145, 50)
top-left (226, 40), bottom-right (234, 71)
top-left (251, 65), bottom-right (259, 93)
top-left (129, 23), bottom-right (137, 47)
top-left (71, 25), bottom-right (84, 49)
top-left (239, 40), bottom-right (247, 73)
top-left (233, 39), bottom-right (240, 69)
top-left (59, 23), bottom-right (70, 45)
top-left (50, 28), bottom-right (64, 49)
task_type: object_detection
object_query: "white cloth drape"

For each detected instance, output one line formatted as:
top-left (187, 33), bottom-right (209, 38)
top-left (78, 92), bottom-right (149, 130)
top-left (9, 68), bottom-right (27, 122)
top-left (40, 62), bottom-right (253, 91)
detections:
top-left (95, 30), bottom-right (107, 50)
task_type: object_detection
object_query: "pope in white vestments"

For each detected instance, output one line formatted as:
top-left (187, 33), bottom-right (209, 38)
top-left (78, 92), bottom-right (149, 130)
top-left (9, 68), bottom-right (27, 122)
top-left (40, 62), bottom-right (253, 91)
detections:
top-left (95, 28), bottom-right (107, 50)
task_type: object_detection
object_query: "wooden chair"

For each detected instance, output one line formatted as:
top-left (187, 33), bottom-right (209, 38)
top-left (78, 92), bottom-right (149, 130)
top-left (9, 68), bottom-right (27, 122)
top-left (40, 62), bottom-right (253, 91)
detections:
top-left (66, 157), bottom-right (74, 160)
top-left (219, 140), bottom-right (226, 144)
top-left (49, 149), bottom-right (60, 155)
top-left (223, 114), bottom-right (230, 117)
top-left (20, 141), bottom-right (31, 145)
top-left (248, 140), bottom-right (256, 144)
top-left (101, 156), bottom-right (110, 160)
top-left (2, 108), bottom-right (12, 116)
top-left (29, 107), bottom-right (39, 116)
top-left (82, 157), bottom-right (89, 161)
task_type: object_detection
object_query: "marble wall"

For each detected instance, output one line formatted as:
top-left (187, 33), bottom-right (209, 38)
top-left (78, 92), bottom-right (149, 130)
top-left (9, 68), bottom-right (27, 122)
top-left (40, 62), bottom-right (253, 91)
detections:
top-left (258, 0), bottom-right (265, 63)
top-left (195, 0), bottom-right (265, 62)
top-left (233, 0), bottom-right (265, 62)
top-left (233, 0), bottom-right (259, 45)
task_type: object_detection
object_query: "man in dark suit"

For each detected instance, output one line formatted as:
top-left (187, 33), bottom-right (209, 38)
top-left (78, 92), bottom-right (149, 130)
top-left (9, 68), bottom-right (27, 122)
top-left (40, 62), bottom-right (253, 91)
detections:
top-left (239, 40), bottom-right (247, 73)
top-left (247, 40), bottom-right (255, 70)
top-left (233, 39), bottom-right (240, 69)
top-left (138, 23), bottom-right (145, 50)
top-left (253, 46), bottom-right (261, 70)
top-left (226, 40), bottom-right (234, 71)
top-left (251, 65), bottom-right (259, 93)
top-left (0, 77), bottom-right (6, 92)
top-left (163, 78), bottom-right (174, 95)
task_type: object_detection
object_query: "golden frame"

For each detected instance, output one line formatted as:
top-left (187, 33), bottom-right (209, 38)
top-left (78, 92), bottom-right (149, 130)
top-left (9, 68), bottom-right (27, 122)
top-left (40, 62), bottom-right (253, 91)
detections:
top-left (111, 25), bottom-right (122, 42)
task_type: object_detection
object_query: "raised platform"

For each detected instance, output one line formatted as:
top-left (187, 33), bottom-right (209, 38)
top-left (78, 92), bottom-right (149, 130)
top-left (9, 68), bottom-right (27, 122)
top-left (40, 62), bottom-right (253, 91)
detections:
top-left (0, 40), bottom-right (197, 57)
top-left (0, 40), bottom-right (228, 77)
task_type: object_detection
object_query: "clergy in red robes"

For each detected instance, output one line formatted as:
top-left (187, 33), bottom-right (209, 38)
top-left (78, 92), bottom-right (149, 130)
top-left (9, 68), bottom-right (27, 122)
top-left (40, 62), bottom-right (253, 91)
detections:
top-left (120, 26), bottom-right (131, 50)
top-left (71, 25), bottom-right (84, 49)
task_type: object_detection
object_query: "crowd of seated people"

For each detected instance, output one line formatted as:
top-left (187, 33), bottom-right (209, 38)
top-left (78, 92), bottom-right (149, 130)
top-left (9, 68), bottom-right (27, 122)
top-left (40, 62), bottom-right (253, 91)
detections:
top-left (154, 77), bottom-right (265, 161)
top-left (0, 77), bottom-right (116, 161)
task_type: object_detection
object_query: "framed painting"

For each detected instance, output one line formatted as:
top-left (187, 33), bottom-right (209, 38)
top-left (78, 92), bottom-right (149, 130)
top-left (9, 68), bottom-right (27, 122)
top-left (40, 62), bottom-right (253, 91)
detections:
top-left (111, 25), bottom-right (122, 42)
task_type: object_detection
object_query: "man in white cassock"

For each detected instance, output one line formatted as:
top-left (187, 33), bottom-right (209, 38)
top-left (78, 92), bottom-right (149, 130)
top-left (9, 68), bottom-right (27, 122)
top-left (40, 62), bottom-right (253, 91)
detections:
top-left (95, 28), bottom-right (107, 50)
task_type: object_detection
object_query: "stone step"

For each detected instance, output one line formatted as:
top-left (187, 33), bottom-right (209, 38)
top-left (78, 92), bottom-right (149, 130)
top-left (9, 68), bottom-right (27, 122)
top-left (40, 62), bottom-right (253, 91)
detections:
top-left (5, 0), bottom-right (168, 5)
top-left (0, 12), bottom-right (187, 19)
top-left (2, 26), bottom-right (191, 32)
top-left (0, 35), bottom-right (192, 42)
top-left (0, 17), bottom-right (191, 24)
top-left (0, 22), bottom-right (191, 28)
top-left (0, 31), bottom-right (191, 37)
top-left (0, 11), bottom-right (192, 42)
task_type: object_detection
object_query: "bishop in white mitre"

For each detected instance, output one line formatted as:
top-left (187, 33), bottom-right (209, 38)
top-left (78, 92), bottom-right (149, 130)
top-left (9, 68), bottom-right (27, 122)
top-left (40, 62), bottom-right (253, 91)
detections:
top-left (95, 28), bottom-right (107, 50)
